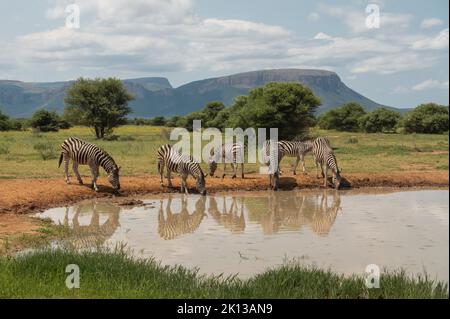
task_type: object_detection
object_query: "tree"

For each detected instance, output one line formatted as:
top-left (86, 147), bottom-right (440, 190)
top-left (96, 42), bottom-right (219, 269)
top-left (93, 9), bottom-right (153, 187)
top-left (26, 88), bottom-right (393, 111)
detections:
top-left (231, 83), bottom-right (320, 139)
top-left (29, 110), bottom-right (61, 132)
top-left (0, 110), bottom-right (11, 131)
top-left (150, 116), bottom-right (166, 126)
top-left (359, 108), bottom-right (401, 133)
top-left (64, 78), bottom-right (134, 138)
top-left (402, 103), bottom-right (449, 134)
top-left (318, 102), bottom-right (366, 132)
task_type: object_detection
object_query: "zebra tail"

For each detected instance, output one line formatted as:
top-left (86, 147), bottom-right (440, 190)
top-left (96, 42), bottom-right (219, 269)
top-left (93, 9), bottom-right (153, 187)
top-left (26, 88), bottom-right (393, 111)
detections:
top-left (58, 152), bottom-right (63, 168)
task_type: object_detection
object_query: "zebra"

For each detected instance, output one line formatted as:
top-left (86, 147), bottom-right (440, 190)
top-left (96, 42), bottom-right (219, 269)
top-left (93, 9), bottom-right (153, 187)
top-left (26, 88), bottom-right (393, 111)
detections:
top-left (157, 144), bottom-right (207, 195)
top-left (58, 137), bottom-right (120, 191)
top-left (312, 137), bottom-right (341, 189)
top-left (208, 142), bottom-right (245, 179)
top-left (262, 140), bottom-right (281, 190)
top-left (277, 140), bottom-right (314, 175)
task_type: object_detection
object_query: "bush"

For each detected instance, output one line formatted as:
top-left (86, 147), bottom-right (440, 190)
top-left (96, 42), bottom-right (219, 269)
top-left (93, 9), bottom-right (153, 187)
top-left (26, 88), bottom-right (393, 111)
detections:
top-left (0, 144), bottom-right (10, 155)
top-left (318, 102), bottom-right (366, 132)
top-left (29, 110), bottom-right (61, 132)
top-left (150, 116), bottom-right (166, 126)
top-left (33, 143), bottom-right (57, 160)
top-left (402, 103), bottom-right (449, 134)
top-left (345, 137), bottom-right (359, 144)
top-left (0, 110), bottom-right (11, 131)
top-left (359, 108), bottom-right (401, 133)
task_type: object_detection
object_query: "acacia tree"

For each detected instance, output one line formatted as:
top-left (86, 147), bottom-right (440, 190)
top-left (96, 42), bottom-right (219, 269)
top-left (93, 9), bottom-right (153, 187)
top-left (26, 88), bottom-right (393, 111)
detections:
top-left (64, 78), bottom-right (134, 138)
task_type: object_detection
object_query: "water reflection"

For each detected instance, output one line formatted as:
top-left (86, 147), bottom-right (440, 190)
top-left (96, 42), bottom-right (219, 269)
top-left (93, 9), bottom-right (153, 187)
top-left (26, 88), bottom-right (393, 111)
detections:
top-left (209, 197), bottom-right (246, 234)
top-left (158, 195), bottom-right (206, 240)
top-left (62, 202), bottom-right (121, 249)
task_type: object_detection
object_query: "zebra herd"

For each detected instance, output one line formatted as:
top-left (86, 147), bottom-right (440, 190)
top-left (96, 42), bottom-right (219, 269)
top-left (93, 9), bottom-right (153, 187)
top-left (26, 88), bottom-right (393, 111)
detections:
top-left (58, 136), bottom-right (342, 194)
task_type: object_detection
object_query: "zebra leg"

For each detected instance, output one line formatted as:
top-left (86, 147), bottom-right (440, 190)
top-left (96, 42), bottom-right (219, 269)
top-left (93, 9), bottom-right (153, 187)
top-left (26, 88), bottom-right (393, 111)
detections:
top-left (89, 164), bottom-right (99, 191)
top-left (222, 163), bottom-right (227, 179)
top-left (158, 161), bottom-right (164, 186)
top-left (300, 153), bottom-right (307, 175)
top-left (167, 170), bottom-right (173, 188)
top-left (181, 173), bottom-right (189, 194)
top-left (323, 166), bottom-right (328, 188)
top-left (63, 154), bottom-right (70, 184)
top-left (293, 156), bottom-right (300, 175)
top-left (72, 162), bottom-right (83, 184)
top-left (231, 163), bottom-right (237, 179)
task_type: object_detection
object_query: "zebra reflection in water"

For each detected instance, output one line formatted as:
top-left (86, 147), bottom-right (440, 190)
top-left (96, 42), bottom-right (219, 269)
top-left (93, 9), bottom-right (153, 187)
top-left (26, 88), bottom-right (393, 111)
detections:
top-left (157, 195), bottom-right (206, 240)
top-left (208, 196), bottom-right (246, 234)
top-left (259, 190), bottom-right (341, 236)
top-left (63, 202), bottom-right (121, 249)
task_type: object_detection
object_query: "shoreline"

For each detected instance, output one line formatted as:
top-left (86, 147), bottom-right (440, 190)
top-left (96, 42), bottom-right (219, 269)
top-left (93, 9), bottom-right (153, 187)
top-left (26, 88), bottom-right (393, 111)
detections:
top-left (0, 171), bottom-right (448, 215)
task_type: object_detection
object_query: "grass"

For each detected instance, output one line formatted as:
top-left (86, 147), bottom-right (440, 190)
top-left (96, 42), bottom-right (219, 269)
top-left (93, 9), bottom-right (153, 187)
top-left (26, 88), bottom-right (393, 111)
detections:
top-left (0, 249), bottom-right (447, 298)
top-left (0, 126), bottom-right (448, 179)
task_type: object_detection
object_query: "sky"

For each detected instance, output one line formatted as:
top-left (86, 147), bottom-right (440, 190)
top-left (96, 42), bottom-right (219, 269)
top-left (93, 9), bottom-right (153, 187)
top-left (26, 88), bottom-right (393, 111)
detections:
top-left (0, 0), bottom-right (448, 108)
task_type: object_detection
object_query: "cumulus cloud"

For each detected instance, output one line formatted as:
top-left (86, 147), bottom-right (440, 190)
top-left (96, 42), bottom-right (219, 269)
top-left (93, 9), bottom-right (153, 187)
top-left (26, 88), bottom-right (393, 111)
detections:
top-left (420, 18), bottom-right (444, 29)
top-left (412, 79), bottom-right (449, 91)
top-left (412, 28), bottom-right (449, 50)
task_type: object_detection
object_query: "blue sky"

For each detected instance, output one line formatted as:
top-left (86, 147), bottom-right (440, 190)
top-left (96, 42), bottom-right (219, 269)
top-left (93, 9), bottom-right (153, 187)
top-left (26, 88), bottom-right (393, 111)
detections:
top-left (0, 0), bottom-right (448, 108)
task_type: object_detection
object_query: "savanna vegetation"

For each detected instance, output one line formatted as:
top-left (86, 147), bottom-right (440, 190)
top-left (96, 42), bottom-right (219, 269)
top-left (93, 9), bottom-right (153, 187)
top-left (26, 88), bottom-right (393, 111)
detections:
top-left (0, 249), bottom-right (447, 298)
top-left (0, 125), bottom-right (447, 179)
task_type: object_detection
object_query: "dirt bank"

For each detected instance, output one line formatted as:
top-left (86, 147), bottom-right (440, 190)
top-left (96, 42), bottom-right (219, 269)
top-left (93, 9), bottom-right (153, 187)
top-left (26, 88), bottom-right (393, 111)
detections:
top-left (0, 171), bottom-right (448, 215)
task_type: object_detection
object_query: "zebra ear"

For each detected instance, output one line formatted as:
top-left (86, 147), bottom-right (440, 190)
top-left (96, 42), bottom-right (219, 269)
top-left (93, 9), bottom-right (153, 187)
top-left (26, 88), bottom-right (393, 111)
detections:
top-left (118, 166), bottom-right (121, 171)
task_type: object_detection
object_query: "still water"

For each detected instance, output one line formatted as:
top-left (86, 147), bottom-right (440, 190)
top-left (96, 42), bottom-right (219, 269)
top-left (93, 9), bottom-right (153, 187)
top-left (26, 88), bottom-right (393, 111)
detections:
top-left (36, 189), bottom-right (449, 281)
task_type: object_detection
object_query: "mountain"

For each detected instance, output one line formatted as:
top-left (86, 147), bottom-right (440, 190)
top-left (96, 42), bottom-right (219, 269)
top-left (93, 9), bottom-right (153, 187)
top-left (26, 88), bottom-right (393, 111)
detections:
top-left (0, 69), bottom-right (395, 118)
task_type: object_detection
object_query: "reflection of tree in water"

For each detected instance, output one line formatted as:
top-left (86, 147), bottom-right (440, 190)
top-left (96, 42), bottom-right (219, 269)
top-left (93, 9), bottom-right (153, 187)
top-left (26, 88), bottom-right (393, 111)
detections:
top-left (158, 195), bottom-right (206, 240)
top-left (63, 201), bottom-right (121, 249)
top-left (246, 191), bottom-right (341, 236)
top-left (208, 197), bottom-right (245, 234)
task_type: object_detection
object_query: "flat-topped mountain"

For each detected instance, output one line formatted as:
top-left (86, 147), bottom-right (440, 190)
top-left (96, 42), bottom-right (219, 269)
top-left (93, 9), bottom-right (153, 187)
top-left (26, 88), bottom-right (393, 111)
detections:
top-left (0, 69), bottom-right (393, 118)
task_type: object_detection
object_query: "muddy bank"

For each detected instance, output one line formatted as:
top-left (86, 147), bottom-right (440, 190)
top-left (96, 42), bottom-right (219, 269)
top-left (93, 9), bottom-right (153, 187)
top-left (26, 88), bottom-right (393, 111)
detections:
top-left (0, 171), bottom-right (448, 215)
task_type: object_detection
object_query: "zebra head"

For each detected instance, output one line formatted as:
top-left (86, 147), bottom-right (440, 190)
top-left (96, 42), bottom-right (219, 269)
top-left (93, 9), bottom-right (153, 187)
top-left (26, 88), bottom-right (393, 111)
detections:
top-left (332, 168), bottom-right (341, 190)
top-left (196, 171), bottom-right (207, 196)
top-left (208, 159), bottom-right (218, 177)
top-left (108, 166), bottom-right (121, 190)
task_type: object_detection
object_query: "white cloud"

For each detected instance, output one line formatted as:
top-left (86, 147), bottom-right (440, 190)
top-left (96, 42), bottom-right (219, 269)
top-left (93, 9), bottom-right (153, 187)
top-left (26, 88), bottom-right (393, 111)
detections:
top-left (412, 79), bottom-right (449, 91)
top-left (350, 53), bottom-right (436, 74)
top-left (317, 3), bottom-right (413, 33)
top-left (412, 28), bottom-right (449, 50)
top-left (420, 18), bottom-right (444, 29)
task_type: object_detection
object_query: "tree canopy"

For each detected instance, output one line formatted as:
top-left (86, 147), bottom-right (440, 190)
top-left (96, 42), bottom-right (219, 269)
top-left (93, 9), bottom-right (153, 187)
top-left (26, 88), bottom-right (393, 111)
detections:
top-left (402, 103), bottom-right (448, 134)
top-left (64, 78), bottom-right (134, 138)
top-left (29, 110), bottom-right (61, 132)
top-left (359, 108), bottom-right (401, 133)
top-left (318, 102), bottom-right (366, 132)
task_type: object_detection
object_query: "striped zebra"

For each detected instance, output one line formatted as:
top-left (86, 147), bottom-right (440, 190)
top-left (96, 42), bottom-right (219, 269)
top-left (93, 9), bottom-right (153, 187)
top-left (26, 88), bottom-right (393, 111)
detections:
top-left (157, 144), bottom-right (206, 195)
top-left (263, 140), bottom-right (281, 190)
top-left (277, 140), bottom-right (314, 175)
top-left (208, 142), bottom-right (245, 179)
top-left (58, 137), bottom-right (121, 191)
top-left (312, 137), bottom-right (341, 189)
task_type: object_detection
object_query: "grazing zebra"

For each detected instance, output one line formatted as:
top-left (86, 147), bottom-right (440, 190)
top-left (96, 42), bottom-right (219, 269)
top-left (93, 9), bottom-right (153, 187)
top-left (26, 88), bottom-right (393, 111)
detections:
top-left (277, 140), bottom-right (314, 175)
top-left (58, 137), bottom-right (120, 191)
top-left (208, 142), bottom-right (245, 179)
top-left (312, 137), bottom-right (341, 189)
top-left (157, 144), bottom-right (206, 195)
top-left (263, 140), bottom-right (281, 190)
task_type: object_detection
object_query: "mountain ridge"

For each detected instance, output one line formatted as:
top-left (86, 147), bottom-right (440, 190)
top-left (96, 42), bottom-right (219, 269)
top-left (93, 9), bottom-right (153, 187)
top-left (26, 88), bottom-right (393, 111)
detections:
top-left (0, 69), bottom-right (398, 118)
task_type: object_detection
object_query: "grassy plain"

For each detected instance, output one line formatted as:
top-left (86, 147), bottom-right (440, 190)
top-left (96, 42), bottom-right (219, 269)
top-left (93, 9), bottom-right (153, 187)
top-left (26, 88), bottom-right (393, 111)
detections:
top-left (0, 126), bottom-right (448, 179)
top-left (0, 249), bottom-right (447, 299)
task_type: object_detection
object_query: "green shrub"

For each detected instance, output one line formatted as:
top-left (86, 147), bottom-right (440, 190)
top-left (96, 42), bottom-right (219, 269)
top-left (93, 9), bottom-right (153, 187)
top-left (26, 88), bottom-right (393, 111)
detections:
top-left (359, 108), bottom-right (401, 133)
top-left (318, 103), bottom-right (366, 132)
top-left (29, 110), bottom-right (61, 132)
top-left (402, 103), bottom-right (449, 134)
top-left (0, 144), bottom-right (10, 155)
top-left (345, 137), bottom-right (359, 144)
top-left (33, 143), bottom-right (57, 160)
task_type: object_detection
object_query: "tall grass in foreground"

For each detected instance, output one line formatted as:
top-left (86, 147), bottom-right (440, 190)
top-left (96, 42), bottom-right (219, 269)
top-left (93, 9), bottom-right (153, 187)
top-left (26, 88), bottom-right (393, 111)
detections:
top-left (0, 249), bottom-right (447, 299)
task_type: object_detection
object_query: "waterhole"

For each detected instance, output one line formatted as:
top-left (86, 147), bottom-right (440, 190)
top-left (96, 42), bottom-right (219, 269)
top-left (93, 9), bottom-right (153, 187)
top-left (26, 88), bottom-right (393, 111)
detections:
top-left (35, 189), bottom-right (449, 280)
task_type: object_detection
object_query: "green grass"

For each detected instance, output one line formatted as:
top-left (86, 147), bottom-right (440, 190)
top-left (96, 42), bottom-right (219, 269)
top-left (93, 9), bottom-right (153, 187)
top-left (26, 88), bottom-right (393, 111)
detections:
top-left (0, 249), bottom-right (447, 298)
top-left (0, 126), bottom-right (448, 179)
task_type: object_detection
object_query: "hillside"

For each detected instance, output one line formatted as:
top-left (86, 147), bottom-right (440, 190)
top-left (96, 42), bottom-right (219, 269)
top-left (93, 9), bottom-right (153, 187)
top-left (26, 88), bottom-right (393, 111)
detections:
top-left (0, 69), bottom-right (394, 118)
